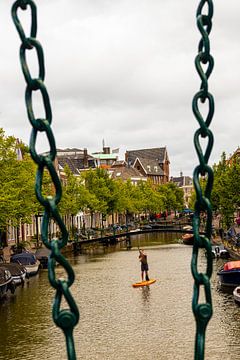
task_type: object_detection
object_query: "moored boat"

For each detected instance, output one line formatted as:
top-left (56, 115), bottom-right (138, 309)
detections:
top-left (0, 263), bottom-right (27, 286)
top-left (211, 244), bottom-right (230, 259)
top-left (217, 261), bottom-right (240, 288)
top-left (10, 253), bottom-right (40, 276)
top-left (182, 233), bottom-right (194, 245)
top-left (233, 286), bottom-right (240, 305)
top-left (0, 266), bottom-right (15, 298)
top-left (35, 248), bottom-right (50, 269)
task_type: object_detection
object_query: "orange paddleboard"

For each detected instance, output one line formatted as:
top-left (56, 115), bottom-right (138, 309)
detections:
top-left (132, 279), bottom-right (156, 288)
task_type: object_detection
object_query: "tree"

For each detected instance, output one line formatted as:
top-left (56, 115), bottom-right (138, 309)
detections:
top-left (137, 180), bottom-right (164, 215)
top-left (0, 129), bottom-right (38, 242)
top-left (82, 168), bottom-right (111, 227)
top-left (60, 166), bottom-right (82, 216)
top-left (211, 152), bottom-right (240, 228)
top-left (116, 179), bottom-right (143, 223)
top-left (157, 182), bottom-right (184, 213)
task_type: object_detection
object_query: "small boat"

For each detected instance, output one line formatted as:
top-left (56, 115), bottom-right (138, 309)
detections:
top-left (0, 263), bottom-right (27, 286)
top-left (211, 244), bottom-right (229, 259)
top-left (0, 266), bottom-right (15, 298)
top-left (130, 228), bottom-right (141, 232)
top-left (182, 225), bottom-right (193, 231)
top-left (233, 286), bottom-right (240, 305)
top-left (182, 233), bottom-right (194, 245)
top-left (10, 252), bottom-right (40, 276)
top-left (217, 261), bottom-right (240, 288)
top-left (35, 248), bottom-right (50, 269)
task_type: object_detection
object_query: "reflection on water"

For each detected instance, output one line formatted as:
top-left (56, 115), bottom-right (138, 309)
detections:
top-left (0, 233), bottom-right (240, 359)
top-left (141, 286), bottom-right (151, 304)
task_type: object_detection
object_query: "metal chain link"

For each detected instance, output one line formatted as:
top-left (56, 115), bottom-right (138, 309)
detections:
top-left (192, 1), bottom-right (214, 359)
top-left (11, 1), bottom-right (79, 359)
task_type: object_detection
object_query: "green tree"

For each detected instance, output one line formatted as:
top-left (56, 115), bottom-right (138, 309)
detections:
top-left (0, 129), bottom-right (38, 242)
top-left (157, 182), bottom-right (184, 213)
top-left (60, 166), bottom-right (82, 215)
top-left (212, 152), bottom-right (240, 228)
top-left (82, 168), bottom-right (111, 227)
top-left (137, 180), bottom-right (164, 215)
top-left (116, 179), bottom-right (143, 223)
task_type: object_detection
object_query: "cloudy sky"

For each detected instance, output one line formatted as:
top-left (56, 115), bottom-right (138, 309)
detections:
top-left (0, 1), bottom-right (239, 176)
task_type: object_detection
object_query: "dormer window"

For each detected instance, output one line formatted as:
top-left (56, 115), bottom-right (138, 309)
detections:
top-left (147, 165), bottom-right (151, 171)
top-left (154, 166), bottom-right (158, 172)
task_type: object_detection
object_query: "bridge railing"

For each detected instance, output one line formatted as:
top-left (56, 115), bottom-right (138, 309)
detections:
top-left (73, 219), bottom-right (194, 243)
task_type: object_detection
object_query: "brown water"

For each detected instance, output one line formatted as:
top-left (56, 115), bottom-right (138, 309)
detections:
top-left (0, 233), bottom-right (240, 360)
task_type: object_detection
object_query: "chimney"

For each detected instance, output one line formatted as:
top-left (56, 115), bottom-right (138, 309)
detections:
top-left (83, 148), bottom-right (88, 168)
top-left (180, 171), bottom-right (183, 177)
top-left (103, 146), bottom-right (110, 154)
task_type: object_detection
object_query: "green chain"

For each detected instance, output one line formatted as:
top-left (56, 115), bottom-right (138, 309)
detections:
top-left (192, 1), bottom-right (214, 359)
top-left (11, 1), bottom-right (79, 359)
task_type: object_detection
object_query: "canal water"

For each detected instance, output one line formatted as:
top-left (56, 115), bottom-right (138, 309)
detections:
top-left (1, 233), bottom-right (240, 360)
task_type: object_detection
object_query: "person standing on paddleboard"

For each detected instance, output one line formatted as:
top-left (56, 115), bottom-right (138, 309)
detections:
top-left (139, 249), bottom-right (149, 281)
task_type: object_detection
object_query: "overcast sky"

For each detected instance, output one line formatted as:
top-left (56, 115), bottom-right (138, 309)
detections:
top-left (0, 1), bottom-right (240, 177)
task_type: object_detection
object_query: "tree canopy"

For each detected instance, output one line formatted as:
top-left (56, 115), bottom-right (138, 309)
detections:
top-left (0, 129), bottom-right (37, 231)
top-left (212, 152), bottom-right (240, 228)
top-left (60, 167), bottom-right (185, 224)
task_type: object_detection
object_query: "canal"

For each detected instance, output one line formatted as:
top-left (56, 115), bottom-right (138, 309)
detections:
top-left (0, 233), bottom-right (240, 360)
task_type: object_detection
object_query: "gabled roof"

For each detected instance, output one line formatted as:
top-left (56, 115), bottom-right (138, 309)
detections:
top-left (126, 147), bottom-right (169, 165)
top-left (57, 155), bottom-right (96, 175)
top-left (111, 160), bottom-right (127, 167)
top-left (109, 166), bottom-right (147, 181)
top-left (133, 157), bottom-right (164, 176)
top-left (42, 148), bottom-right (96, 175)
top-left (56, 148), bottom-right (86, 156)
top-left (171, 176), bottom-right (192, 187)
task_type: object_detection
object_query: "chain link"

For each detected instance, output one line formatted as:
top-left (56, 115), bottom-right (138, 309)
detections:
top-left (192, 1), bottom-right (214, 359)
top-left (11, 1), bottom-right (79, 359)
top-left (10, 1), bottom-right (216, 359)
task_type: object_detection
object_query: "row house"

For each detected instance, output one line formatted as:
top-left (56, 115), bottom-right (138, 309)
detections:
top-left (92, 146), bottom-right (118, 169)
top-left (6, 145), bottom-right (170, 244)
top-left (54, 148), bottom-right (97, 178)
top-left (228, 147), bottom-right (240, 165)
top-left (125, 147), bottom-right (170, 185)
top-left (171, 172), bottom-right (193, 207)
top-left (108, 160), bottom-right (147, 185)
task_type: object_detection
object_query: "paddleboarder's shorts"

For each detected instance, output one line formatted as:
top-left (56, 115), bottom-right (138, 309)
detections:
top-left (141, 263), bottom-right (149, 271)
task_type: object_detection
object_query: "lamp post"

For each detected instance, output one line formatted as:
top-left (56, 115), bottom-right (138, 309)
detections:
top-left (35, 213), bottom-right (42, 248)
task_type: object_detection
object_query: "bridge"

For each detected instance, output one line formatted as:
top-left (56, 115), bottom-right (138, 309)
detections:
top-left (71, 221), bottom-right (203, 250)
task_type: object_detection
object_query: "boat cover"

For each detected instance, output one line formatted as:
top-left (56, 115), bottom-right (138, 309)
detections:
top-left (0, 263), bottom-right (26, 276)
top-left (224, 261), bottom-right (240, 271)
top-left (11, 253), bottom-right (37, 265)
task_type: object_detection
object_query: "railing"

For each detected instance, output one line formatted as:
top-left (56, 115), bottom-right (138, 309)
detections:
top-left (72, 221), bottom-right (203, 246)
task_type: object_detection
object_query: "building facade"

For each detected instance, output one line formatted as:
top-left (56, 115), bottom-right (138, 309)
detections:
top-left (108, 160), bottom-right (147, 185)
top-left (55, 148), bottom-right (97, 177)
top-left (171, 172), bottom-right (193, 208)
top-left (92, 146), bottom-right (118, 169)
top-left (125, 147), bottom-right (170, 185)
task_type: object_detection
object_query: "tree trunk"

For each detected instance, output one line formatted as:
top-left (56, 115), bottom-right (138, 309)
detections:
top-left (90, 212), bottom-right (93, 228)
top-left (35, 214), bottom-right (39, 248)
